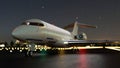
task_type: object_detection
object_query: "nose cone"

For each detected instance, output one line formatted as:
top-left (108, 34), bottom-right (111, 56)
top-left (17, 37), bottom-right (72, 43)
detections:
top-left (12, 25), bottom-right (39, 40)
top-left (12, 29), bottom-right (21, 39)
top-left (12, 26), bottom-right (25, 40)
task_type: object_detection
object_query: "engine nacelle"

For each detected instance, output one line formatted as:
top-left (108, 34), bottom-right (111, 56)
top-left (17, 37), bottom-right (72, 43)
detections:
top-left (74, 32), bottom-right (87, 40)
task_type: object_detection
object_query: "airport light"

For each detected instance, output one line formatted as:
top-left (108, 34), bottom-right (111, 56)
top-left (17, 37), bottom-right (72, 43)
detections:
top-left (86, 46), bottom-right (91, 47)
top-left (38, 47), bottom-right (41, 49)
top-left (25, 47), bottom-right (28, 50)
top-left (17, 47), bottom-right (19, 50)
top-left (10, 50), bottom-right (12, 52)
top-left (20, 50), bottom-right (22, 52)
top-left (12, 47), bottom-right (14, 50)
top-left (0, 44), bottom-right (5, 47)
top-left (5, 47), bottom-right (8, 50)
top-left (20, 47), bottom-right (22, 49)
top-left (106, 47), bottom-right (120, 51)
top-left (35, 45), bottom-right (37, 48)
top-left (0, 48), bottom-right (2, 51)
top-left (8, 47), bottom-right (10, 49)
top-left (2, 47), bottom-right (4, 50)
top-left (51, 48), bottom-right (55, 50)
top-left (67, 47), bottom-right (72, 50)
top-left (57, 48), bottom-right (61, 50)
top-left (14, 47), bottom-right (16, 49)
top-left (22, 47), bottom-right (24, 50)
top-left (40, 49), bottom-right (42, 51)
top-left (44, 48), bottom-right (47, 51)
top-left (114, 41), bottom-right (120, 44)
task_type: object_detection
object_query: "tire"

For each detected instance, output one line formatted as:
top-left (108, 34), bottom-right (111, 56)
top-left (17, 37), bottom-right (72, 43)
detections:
top-left (25, 51), bottom-right (33, 57)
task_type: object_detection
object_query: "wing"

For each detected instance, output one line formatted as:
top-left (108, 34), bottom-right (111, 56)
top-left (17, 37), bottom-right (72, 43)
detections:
top-left (64, 40), bottom-right (116, 46)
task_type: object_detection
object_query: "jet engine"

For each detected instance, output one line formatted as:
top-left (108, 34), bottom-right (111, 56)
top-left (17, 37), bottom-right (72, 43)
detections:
top-left (74, 32), bottom-right (87, 40)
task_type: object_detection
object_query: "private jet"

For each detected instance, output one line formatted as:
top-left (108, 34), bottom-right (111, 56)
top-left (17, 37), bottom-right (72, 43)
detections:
top-left (12, 19), bottom-right (97, 56)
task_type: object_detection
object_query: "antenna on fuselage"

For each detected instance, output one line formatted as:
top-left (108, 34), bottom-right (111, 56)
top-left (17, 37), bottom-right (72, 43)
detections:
top-left (75, 17), bottom-right (79, 21)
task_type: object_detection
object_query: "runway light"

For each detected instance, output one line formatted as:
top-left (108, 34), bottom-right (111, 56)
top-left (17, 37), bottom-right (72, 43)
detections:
top-left (20, 47), bottom-right (22, 49)
top-left (5, 48), bottom-right (8, 50)
top-left (22, 48), bottom-right (24, 50)
top-left (8, 47), bottom-right (10, 49)
top-left (20, 50), bottom-right (22, 52)
top-left (2, 47), bottom-right (4, 49)
top-left (14, 47), bottom-right (16, 49)
top-left (44, 48), bottom-right (47, 51)
top-left (106, 46), bottom-right (120, 51)
top-left (0, 44), bottom-right (5, 47)
top-left (25, 47), bottom-right (28, 50)
top-left (35, 45), bottom-right (37, 48)
top-left (10, 50), bottom-right (12, 52)
top-left (17, 48), bottom-right (19, 50)
top-left (12, 47), bottom-right (14, 50)
top-left (114, 41), bottom-right (120, 44)
top-left (86, 46), bottom-right (90, 47)
top-left (40, 49), bottom-right (42, 51)
top-left (58, 48), bottom-right (61, 50)
top-left (0, 48), bottom-right (2, 51)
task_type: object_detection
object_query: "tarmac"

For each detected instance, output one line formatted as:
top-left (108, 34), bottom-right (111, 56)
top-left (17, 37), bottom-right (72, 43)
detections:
top-left (0, 48), bottom-right (120, 68)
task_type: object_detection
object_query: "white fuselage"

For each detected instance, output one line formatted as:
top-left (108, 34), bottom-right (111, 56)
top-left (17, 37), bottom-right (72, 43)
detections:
top-left (12, 19), bottom-right (74, 47)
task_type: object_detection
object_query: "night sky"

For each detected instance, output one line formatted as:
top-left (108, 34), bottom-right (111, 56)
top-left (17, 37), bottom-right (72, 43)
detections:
top-left (0, 0), bottom-right (120, 42)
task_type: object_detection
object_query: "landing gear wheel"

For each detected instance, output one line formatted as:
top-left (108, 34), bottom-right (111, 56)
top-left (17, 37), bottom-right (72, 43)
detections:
top-left (29, 51), bottom-right (33, 56)
top-left (25, 51), bottom-right (33, 57)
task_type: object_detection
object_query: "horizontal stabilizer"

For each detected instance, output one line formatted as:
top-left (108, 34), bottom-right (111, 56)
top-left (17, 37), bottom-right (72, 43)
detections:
top-left (63, 22), bottom-right (97, 29)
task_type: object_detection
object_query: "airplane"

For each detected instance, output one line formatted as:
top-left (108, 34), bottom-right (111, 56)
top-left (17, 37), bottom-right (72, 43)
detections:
top-left (12, 19), bottom-right (97, 56)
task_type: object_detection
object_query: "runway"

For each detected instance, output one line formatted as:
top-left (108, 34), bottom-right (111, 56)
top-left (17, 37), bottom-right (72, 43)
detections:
top-left (0, 49), bottom-right (120, 68)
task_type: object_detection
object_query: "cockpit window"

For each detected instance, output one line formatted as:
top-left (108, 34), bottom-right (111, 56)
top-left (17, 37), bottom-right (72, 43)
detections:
top-left (22, 22), bottom-right (44, 26)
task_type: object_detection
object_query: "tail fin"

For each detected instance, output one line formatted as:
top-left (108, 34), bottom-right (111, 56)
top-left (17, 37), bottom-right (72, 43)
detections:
top-left (72, 21), bottom-right (79, 35)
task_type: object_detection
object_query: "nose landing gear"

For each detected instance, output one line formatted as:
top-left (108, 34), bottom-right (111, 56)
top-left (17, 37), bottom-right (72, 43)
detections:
top-left (25, 43), bottom-right (35, 57)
